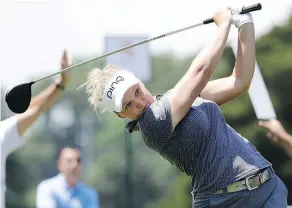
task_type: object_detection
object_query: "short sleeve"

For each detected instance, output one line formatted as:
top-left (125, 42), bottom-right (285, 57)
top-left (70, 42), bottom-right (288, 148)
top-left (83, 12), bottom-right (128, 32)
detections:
top-left (138, 95), bottom-right (173, 152)
top-left (0, 116), bottom-right (24, 157)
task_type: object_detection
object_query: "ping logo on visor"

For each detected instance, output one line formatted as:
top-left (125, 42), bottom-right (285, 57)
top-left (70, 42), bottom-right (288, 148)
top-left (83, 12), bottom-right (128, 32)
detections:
top-left (106, 76), bottom-right (124, 99)
top-left (102, 69), bottom-right (140, 112)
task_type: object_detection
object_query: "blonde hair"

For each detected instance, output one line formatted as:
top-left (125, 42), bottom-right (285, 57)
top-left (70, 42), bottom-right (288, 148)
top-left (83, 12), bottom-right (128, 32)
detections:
top-left (79, 65), bottom-right (117, 113)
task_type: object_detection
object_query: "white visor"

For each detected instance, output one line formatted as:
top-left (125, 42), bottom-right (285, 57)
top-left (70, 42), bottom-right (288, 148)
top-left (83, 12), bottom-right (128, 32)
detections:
top-left (102, 69), bottom-right (140, 112)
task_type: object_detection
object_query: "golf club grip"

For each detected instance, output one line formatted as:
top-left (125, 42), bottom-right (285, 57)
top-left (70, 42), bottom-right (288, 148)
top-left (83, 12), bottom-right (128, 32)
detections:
top-left (240, 3), bottom-right (262, 14)
top-left (203, 3), bottom-right (262, 24)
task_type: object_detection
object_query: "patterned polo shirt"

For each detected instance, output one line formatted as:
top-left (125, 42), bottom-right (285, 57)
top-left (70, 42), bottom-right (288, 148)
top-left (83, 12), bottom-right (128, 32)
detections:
top-left (127, 95), bottom-right (271, 196)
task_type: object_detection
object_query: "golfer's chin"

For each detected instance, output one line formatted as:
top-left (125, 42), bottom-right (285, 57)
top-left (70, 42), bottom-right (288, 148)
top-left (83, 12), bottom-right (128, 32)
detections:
top-left (133, 103), bottom-right (149, 120)
top-left (127, 112), bottom-right (144, 121)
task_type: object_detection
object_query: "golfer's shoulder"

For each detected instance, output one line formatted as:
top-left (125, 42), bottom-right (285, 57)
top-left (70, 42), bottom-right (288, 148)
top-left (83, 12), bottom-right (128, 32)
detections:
top-left (138, 94), bottom-right (173, 139)
top-left (141, 94), bottom-right (171, 123)
top-left (138, 95), bottom-right (173, 151)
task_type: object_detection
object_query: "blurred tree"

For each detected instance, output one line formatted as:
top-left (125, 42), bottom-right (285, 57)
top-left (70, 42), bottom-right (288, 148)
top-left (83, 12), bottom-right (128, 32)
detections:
top-left (155, 174), bottom-right (192, 208)
top-left (96, 165), bottom-right (163, 208)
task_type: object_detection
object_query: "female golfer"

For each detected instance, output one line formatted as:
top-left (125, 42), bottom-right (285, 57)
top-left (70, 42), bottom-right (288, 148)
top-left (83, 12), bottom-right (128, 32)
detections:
top-left (83, 8), bottom-right (287, 208)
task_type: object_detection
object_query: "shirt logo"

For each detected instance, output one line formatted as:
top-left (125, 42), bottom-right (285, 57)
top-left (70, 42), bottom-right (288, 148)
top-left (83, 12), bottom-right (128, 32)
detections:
top-left (107, 76), bottom-right (124, 99)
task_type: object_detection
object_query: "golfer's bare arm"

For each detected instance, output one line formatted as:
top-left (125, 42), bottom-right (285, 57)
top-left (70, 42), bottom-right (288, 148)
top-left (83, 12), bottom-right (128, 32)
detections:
top-left (16, 84), bottom-right (64, 136)
top-left (200, 23), bottom-right (255, 106)
top-left (168, 19), bottom-right (231, 129)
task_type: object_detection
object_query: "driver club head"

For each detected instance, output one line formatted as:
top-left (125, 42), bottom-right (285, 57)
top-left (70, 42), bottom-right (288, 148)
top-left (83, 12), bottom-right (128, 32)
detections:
top-left (5, 82), bottom-right (35, 114)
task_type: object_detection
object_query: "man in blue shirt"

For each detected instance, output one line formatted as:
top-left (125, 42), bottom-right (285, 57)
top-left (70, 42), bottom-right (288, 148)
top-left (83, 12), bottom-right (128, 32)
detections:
top-left (36, 145), bottom-right (99, 208)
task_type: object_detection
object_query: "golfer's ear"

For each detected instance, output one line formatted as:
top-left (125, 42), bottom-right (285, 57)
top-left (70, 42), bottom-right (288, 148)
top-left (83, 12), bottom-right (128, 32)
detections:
top-left (114, 112), bottom-right (126, 118)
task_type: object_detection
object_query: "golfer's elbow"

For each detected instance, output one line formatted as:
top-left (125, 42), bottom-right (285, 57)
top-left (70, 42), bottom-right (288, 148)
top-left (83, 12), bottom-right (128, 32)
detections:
top-left (242, 77), bottom-right (252, 92)
top-left (232, 68), bottom-right (254, 94)
top-left (191, 58), bottom-right (212, 78)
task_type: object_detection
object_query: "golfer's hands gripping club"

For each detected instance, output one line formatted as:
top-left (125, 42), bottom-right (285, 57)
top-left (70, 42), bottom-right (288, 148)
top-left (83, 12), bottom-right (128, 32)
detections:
top-left (203, 3), bottom-right (261, 25)
top-left (231, 10), bottom-right (253, 29)
top-left (212, 8), bottom-right (233, 28)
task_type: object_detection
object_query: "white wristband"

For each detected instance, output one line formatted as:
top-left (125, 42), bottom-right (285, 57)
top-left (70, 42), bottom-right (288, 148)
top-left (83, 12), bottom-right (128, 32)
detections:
top-left (232, 13), bottom-right (253, 29)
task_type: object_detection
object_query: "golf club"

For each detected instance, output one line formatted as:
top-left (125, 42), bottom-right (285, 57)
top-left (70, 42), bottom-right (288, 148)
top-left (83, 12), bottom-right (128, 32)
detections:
top-left (5, 3), bottom-right (262, 114)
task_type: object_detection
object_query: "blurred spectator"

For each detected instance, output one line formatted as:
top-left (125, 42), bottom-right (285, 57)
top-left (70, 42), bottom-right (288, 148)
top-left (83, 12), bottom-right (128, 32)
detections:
top-left (36, 145), bottom-right (99, 208)
top-left (259, 119), bottom-right (292, 157)
top-left (0, 50), bottom-right (70, 208)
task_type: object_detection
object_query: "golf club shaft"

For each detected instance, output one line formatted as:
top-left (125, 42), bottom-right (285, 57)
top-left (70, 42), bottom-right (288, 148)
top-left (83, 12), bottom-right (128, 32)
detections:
top-left (34, 3), bottom-right (262, 83)
top-left (34, 22), bottom-right (204, 83)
